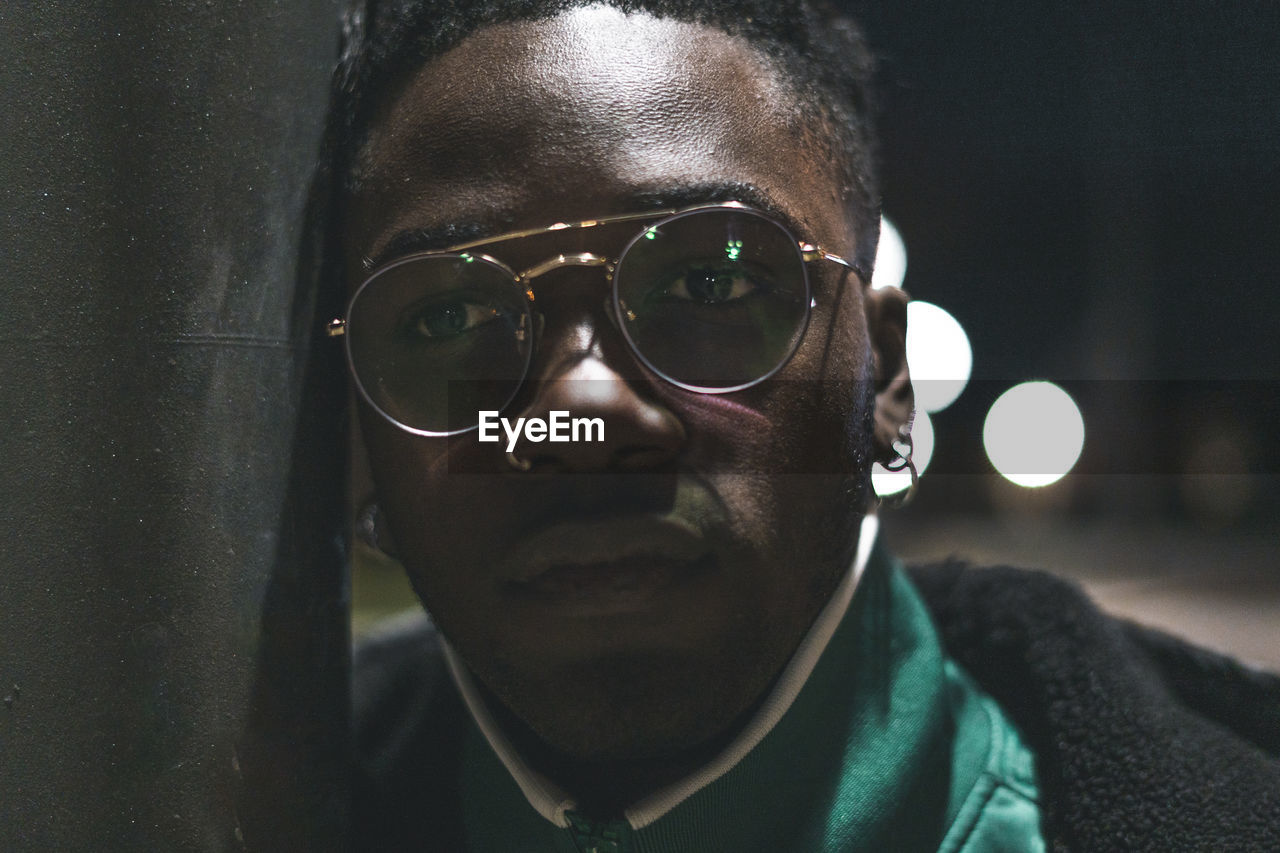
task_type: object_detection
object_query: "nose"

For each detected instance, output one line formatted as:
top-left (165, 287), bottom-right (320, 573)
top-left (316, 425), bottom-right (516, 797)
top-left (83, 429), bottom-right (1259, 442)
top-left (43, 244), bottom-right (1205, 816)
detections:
top-left (507, 340), bottom-right (686, 474)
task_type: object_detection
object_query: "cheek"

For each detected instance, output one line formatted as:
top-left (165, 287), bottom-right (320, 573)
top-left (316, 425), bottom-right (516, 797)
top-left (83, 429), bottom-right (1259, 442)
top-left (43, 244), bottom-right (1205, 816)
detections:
top-left (360, 406), bottom-right (445, 497)
top-left (691, 315), bottom-right (873, 568)
top-left (805, 275), bottom-right (872, 379)
top-left (359, 407), bottom-right (488, 571)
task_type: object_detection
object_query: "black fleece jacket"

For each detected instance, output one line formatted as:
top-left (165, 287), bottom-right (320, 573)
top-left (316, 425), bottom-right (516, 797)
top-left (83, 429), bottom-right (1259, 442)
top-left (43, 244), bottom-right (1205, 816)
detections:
top-left (908, 561), bottom-right (1280, 852)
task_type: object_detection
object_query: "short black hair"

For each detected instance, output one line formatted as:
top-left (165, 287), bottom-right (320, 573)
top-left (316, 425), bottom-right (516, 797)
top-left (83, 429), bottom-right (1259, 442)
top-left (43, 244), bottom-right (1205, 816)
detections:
top-left (318, 0), bottom-right (880, 278)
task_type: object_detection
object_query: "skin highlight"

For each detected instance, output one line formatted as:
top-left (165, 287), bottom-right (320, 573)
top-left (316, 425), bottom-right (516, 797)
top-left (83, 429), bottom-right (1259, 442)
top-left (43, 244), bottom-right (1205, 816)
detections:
top-left (344, 6), bottom-right (911, 814)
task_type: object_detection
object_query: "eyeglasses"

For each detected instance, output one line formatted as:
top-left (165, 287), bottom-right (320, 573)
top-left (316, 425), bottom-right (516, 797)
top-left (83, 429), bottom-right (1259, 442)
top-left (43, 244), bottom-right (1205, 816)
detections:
top-left (329, 202), bottom-right (865, 436)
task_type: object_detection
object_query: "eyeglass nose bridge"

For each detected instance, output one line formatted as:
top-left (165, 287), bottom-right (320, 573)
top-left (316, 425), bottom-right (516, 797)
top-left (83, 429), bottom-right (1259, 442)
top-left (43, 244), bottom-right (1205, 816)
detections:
top-left (514, 252), bottom-right (624, 356)
top-left (515, 252), bottom-right (616, 284)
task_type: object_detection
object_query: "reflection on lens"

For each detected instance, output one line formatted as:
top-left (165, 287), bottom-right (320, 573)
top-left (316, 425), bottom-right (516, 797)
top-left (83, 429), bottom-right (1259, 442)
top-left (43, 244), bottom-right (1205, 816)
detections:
top-left (346, 254), bottom-right (531, 434)
top-left (614, 208), bottom-right (809, 391)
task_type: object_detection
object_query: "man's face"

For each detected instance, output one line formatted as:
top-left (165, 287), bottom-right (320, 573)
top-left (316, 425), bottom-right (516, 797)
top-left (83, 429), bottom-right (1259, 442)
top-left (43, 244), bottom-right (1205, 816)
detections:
top-left (346, 8), bottom-right (903, 762)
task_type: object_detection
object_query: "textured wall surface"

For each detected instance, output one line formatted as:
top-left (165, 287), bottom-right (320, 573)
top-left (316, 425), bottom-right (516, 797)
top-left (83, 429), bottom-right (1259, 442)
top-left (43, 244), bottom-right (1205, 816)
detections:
top-left (0, 2), bottom-right (346, 849)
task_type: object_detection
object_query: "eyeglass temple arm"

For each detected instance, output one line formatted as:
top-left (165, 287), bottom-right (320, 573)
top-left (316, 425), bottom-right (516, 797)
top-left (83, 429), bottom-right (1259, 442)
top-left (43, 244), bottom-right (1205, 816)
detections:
top-left (800, 243), bottom-right (870, 283)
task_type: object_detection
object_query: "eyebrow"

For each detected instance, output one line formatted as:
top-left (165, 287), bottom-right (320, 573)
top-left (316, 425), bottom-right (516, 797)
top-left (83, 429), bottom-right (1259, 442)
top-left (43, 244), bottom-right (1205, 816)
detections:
top-left (363, 181), bottom-right (803, 272)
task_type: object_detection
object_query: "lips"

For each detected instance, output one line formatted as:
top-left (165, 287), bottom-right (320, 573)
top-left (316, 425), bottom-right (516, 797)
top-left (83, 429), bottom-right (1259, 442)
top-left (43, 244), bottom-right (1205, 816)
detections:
top-left (518, 549), bottom-right (713, 596)
top-left (500, 514), bottom-right (716, 616)
top-left (502, 513), bottom-right (710, 580)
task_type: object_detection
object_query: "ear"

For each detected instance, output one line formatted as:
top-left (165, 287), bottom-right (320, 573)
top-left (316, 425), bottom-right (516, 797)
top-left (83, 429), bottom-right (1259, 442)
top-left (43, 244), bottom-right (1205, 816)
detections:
top-left (864, 285), bottom-right (914, 465)
top-left (351, 411), bottom-right (400, 560)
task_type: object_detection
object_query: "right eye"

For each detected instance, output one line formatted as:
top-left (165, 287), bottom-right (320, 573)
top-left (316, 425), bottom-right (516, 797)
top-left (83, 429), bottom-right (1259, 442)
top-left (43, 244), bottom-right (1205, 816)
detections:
top-left (402, 296), bottom-right (500, 339)
top-left (658, 265), bottom-right (762, 304)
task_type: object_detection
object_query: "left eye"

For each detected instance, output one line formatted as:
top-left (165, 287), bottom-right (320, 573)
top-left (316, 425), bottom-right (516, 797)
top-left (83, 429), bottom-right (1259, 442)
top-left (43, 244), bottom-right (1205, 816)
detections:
top-left (404, 298), bottom-right (500, 339)
top-left (658, 266), bottom-right (761, 304)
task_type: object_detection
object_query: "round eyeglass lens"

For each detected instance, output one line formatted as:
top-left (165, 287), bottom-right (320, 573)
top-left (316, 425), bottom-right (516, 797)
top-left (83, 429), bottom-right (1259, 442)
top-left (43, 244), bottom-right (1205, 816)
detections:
top-left (346, 254), bottom-right (533, 434)
top-left (613, 208), bottom-right (810, 391)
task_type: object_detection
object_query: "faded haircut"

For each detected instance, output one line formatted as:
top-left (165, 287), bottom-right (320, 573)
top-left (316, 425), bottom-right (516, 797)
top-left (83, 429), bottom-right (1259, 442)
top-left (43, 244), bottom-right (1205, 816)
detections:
top-left (319, 0), bottom-right (881, 273)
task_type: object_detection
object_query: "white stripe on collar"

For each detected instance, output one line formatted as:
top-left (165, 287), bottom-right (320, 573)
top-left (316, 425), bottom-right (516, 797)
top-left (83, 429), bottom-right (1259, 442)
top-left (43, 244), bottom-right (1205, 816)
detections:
top-left (442, 514), bottom-right (880, 830)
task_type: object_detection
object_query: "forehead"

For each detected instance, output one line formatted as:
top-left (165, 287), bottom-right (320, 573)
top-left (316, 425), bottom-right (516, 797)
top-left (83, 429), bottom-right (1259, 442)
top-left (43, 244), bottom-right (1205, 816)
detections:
top-left (348, 6), bottom-right (851, 268)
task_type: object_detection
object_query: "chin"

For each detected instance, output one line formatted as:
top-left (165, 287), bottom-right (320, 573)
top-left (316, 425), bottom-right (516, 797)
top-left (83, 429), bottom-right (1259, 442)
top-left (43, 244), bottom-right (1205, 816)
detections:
top-left (484, 642), bottom-right (773, 763)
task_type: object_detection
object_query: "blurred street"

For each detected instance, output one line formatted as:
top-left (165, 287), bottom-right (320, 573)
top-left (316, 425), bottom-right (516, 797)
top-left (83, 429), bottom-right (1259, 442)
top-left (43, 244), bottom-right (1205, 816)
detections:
top-left (882, 515), bottom-right (1280, 672)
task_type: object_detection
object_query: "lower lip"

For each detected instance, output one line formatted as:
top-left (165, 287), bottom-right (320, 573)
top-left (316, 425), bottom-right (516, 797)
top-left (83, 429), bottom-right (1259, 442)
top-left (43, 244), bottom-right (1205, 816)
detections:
top-left (506, 553), bottom-right (715, 617)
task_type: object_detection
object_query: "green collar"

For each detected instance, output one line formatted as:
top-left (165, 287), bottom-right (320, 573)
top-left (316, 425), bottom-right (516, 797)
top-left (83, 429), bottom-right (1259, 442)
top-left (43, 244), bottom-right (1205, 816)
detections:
top-left (452, 537), bottom-right (1039, 852)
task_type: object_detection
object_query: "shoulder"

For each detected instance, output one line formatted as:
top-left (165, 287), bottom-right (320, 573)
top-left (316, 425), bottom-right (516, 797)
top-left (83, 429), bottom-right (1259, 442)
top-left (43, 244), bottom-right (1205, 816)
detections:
top-left (908, 559), bottom-right (1280, 852)
top-left (352, 612), bottom-right (468, 851)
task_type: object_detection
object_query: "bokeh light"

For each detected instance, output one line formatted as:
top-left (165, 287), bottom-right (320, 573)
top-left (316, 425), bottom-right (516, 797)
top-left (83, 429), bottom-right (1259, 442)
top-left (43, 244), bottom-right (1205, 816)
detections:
top-left (872, 410), bottom-right (934, 497)
top-left (983, 382), bottom-right (1085, 487)
top-left (871, 216), bottom-right (907, 291)
top-left (906, 301), bottom-right (972, 413)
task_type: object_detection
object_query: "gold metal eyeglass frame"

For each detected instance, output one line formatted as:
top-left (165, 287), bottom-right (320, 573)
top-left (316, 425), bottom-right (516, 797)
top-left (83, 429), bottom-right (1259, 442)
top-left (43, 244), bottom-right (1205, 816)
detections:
top-left (328, 201), bottom-right (867, 436)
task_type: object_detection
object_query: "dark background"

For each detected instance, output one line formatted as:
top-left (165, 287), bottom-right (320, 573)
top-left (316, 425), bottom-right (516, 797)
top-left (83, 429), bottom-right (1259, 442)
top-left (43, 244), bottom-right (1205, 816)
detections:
top-left (829, 2), bottom-right (1280, 671)
top-left (849, 1), bottom-right (1280, 524)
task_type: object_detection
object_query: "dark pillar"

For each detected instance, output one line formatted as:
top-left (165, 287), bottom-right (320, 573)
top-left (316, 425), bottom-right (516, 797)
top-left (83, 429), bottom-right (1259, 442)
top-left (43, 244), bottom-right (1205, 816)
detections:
top-left (0, 2), bottom-right (347, 849)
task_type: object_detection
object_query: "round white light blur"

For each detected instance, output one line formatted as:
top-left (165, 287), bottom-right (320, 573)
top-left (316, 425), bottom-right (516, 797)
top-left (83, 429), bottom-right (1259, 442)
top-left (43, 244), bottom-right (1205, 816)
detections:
top-left (872, 410), bottom-right (934, 497)
top-left (983, 382), bottom-right (1085, 487)
top-left (906, 301), bottom-right (972, 413)
top-left (871, 216), bottom-right (907, 291)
